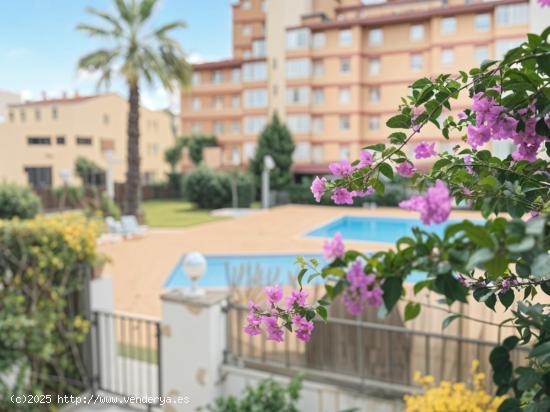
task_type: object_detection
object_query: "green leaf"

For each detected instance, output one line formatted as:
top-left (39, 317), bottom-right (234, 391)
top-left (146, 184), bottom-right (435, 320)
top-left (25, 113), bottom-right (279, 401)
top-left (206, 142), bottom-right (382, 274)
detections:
top-left (413, 279), bottom-right (431, 294)
top-left (530, 341), bottom-right (550, 364)
top-left (467, 248), bottom-right (494, 270)
top-left (464, 225), bottom-right (494, 248)
top-left (498, 289), bottom-right (514, 310)
top-left (316, 306), bottom-right (328, 321)
top-left (531, 254), bottom-right (550, 279)
top-left (389, 132), bottom-right (406, 145)
top-left (378, 163), bottom-right (394, 180)
top-left (502, 336), bottom-right (519, 350)
top-left (382, 277), bottom-right (403, 313)
top-left (442, 313), bottom-right (461, 330)
top-left (297, 268), bottom-right (307, 289)
top-left (507, 237), bottom-right (535, 253)
top-left (404, 302), bottom-right (421, 321)
top-left (477, 175), bottom-right (498, 189)
top-left (516, 367), bottom-right (540, 391)
top-left (370, 179), bottom-right (385, 195)
top-left (497, 398), bottom-right (520, 412)
top-left (386, 114), bottom-right (411, 129)
top-left (486, 253), bottom-right (508, 278)
top-left (364, 143), bottom-right (385, 152)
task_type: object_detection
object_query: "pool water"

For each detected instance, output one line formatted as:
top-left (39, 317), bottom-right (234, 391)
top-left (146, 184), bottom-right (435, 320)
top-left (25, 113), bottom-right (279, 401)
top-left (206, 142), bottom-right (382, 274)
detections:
top-left (306, 216), bottom-right (456, 243)
top-left (164, 253), bottom-right (323, 288)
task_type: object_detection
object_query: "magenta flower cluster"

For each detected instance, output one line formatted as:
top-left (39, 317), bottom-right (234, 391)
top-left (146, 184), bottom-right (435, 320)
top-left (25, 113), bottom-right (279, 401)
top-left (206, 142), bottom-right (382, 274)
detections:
top-left (467, 93), bottom-right (546, 162)
top-left (399, 179), bottom-right (452, 225)
top-left (342, 258), bottom-right (384, 316)
top-left (243, 285), bottom-right (314, 342)
top-left (396, 161), bottom-right (416, 177)
top-left (415, 142), bottom-right (437, 159)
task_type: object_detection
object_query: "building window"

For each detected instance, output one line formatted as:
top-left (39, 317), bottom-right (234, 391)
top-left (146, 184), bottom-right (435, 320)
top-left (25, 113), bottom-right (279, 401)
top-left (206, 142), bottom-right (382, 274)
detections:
top-left (213, 121), bottom-right (224, 134)
top-left (192, 122), bottom-right (202, 133)
top-left (312, 32), bottom-right (326, 49)
top-left (252, 39), bottom-right (266, 57)
top-left (410, 53), bottom-right (423, 70)
top-left (192, 72), bottom-right (200, 85)
top-left (441, 47), bottom-right (454, 65)
top-left (212, 70), bottom-right (224, 84)
top-left (243, 89), bottom-right (268, 108)
top-left (76, 136), bottom-right (93, 145)
top-left (286, 28), bottom-right (310, 50)
top-left (339, 29), bottom-right (352, 46)
top-left (52, 107), bottom-right (58, 120)
top-left (244, 142), bottom-right (257, 159)
top-left (339, 87), bottom-right (351, 104)
top-left (232, 68), bottom-right (240, 83)
top-left (496, 4), bottom-right (528, 26)
top-left (441, 17), bottom-right (456, 34)
top-left (27, 136), bottom-right (51, 145)
top-left (286, 58), bottom-right (311, 79)
top-left (340, 58), bottom-right (351, 74)
top-left (287, 114), bottom-right (311, 134)
top-left (475, 14), bottom-right (491, 32)
top-left (20, 109), bottom-right (26, 122)
top-left (260, 0), bottom-right (266, 12)
top-left (103, 113), bottom-right (109, 124)
top-left (368, 28), bottom-right (383, 45)
top-left (191, 97), bottom-right (201, 111)
top-left (231, 120), bottom-right (241, 133)
top-left (475, 45), bottom-right (489, 65)
top-left (242, 0), bottom-right (251, 9)
top-left (293, 142), bottom-right (311, 162)
top-left (286, 87), bottom-right (310, 105)
top-left (312, 116), bottom-right (324, 133)
top-left (368, 58), bottom-right (380, 75)
top-left (56, 136), bottom-right (66, 145)
top-left (369, 87), bottom-right (380, 103)
top-left (312, 89), bottom-right (325, 105)
top-left (232, 95), bottom-right (240, 109)
top-left (242, 24), bottom-right (252, 36)
top-left (8, 111), bottom-right (14, 122)
top-left (339, 115), bottom-right (350, 131)
top-left (231, 146), bottom-right (241, 166)
top-left (312, 144), bottom-right (324, 164)
top-left (496, 38), bottom-right (523, 59)
top-left (410, 24), bottom-right (424, 41)
top-left (35, 109), bottom-right (41, 121)
top-left (312, 60), bottom-right (324, 77)
top-left (213, 96), bottom-right (223, 110)
top-left (244, 115), bottom-right (267, 134)
top-left (25, 167), bottom-right (52, 189)
top-left (243, 62), bottom-right (267, 81)
top-left (340, 144), bottom-right (350, 160)
top-left (368, 116), bottom-right (380, 131)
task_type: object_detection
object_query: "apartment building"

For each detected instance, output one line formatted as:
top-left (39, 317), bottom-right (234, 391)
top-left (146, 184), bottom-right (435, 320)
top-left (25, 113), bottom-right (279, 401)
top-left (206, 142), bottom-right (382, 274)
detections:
top-left (180, 0), bottom-right (530, 174)
top-left (0, 93), bottom-right (174, 188)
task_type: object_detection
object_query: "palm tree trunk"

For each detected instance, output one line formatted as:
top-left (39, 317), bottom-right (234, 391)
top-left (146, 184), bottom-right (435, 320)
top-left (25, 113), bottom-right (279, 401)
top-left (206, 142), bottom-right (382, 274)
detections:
top-left (125, 82), bottom-right (141, 216)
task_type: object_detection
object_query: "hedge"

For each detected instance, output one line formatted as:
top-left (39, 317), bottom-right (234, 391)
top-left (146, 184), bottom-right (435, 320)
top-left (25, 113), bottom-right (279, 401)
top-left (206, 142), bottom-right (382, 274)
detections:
top-left (0, 183), bottom-right (42, 219)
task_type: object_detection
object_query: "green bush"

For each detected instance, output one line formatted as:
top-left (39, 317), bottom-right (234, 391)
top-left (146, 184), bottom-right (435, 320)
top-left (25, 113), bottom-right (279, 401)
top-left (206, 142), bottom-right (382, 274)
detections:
top-left (207, 375), bottom-right (302, 412)
top-left (234, 172), bottom-right (254, 208)
top-left (0, 214), bottom-right (100, 410)
top-left (52, 185), bottom-right (85, 208)
top-left (167, 172), bottom-right (185, 197)
top-left (183, 166), bottom-right (232, 209)
top-left (0, 183), bottom-right (42, 219)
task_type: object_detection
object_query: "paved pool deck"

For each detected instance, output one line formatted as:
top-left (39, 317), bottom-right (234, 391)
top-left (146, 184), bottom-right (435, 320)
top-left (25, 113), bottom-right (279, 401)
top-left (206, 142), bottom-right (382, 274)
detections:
top-left (98, 205), bottom-right (481, 318)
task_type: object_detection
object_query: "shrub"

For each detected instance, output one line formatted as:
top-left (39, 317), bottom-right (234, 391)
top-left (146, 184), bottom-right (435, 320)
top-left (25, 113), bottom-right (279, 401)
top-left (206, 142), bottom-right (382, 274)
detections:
top-left (0, 183), bottom-right (42, 219)
top-left (207, 375), bottom-right (302, 412)
top-left (183, 166), bottom-right (232, 209)
top-left (0, 214), bottom-right (101, 410)
top-left (404, 361), bottom-right (505, 412)
top-left (52, 185), bottom-right (85, 208)
top-left (234, 172), bottom-right (255, 208)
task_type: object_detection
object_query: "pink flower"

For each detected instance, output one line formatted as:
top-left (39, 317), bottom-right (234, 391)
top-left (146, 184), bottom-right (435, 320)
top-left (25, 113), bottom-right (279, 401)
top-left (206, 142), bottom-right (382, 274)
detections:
top-left (243, 301), bottom-right (263, 336)
top-left (331, 187), bottom-right (355, 204)
top-left (354, 187), bottom-right (375, 197)
top-left (464, 155), bottom-right (474, 175)
top-left (357, 150), bottom-right (373, 168)
top-left (365, 287), bottom-right (384, 307)
top-left (263, 316), bottom-right (284, 342)
top-left (292, 314), bottom-right (314, 342)
top-left (342, 257), bottom-right (383, 316)
top-left (538, 0), bottom-right (550, 6)
top-left (286, 289), bottom-right (308, 310)
top-left (396, 161), bottom-right (416, 177)
top-left (457, 111), bottom-right (467, 120)
top-left (311, 176), bottom-right (327, 203)
top-left (329, 160), bottom-right (353, 177)
top-left (415, 142), bottom-right (437, 159)
top-left (399, 179), bottom-right (452, 225)
top-left (323, 232), bottom-right (345, 260)
top-left (411, 106), bottom-right (425, 132)
top-left (265, 285), bottom-right (283, 305)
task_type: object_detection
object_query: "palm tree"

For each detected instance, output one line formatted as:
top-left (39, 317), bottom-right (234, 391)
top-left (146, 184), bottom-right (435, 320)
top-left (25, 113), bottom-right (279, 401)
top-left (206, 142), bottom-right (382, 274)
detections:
top-left (77, 0), bottom-right (190, 216)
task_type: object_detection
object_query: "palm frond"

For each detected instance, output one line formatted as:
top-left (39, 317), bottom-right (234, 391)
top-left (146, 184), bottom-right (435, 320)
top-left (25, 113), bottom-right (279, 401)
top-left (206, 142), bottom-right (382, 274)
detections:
top-left (76, 23), bottom-right (120, 38)
top-left (114, 0), bottom-right (135, 26)
top-left (139, 0), bottom-right (158, 23)
top-left (84, 7), bottom-right (124, 33)
top-left (152, 21), bottom-right (186, 38)
top-left (78, 49), bottom-right (120, 71)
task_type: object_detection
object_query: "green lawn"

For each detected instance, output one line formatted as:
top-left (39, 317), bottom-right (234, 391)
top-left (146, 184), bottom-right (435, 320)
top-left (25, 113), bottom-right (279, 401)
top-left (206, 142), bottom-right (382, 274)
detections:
top-left (142, 200), bottom-right (226, 228)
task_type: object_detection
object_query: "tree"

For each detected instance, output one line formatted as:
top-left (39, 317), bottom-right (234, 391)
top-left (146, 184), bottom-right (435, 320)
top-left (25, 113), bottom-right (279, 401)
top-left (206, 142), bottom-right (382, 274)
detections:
top-left (248, 114), bottom-right (295, 191)
top-left (74, 156), bottom-right (105, 186)
top-left (178, 134), bottom-right (217, 165)
top-left (245, 26), bottom-right (550, 411)
top-left (77, 0), bottom-right (191, 215)
top-left (164, 145), bottom-right (183, 173)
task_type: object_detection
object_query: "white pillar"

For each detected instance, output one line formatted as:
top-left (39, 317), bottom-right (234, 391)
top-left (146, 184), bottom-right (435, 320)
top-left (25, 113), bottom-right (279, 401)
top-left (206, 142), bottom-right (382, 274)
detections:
top-left (160, 290), bottom-right (228, 410)
top-left (105, 149), bottom-right (115, 200)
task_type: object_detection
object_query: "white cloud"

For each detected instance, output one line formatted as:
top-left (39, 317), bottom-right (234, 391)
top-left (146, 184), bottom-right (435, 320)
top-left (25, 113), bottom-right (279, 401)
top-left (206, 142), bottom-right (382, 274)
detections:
top-left (187, 52), bottom-right (206, 64)
top-left (21, 90), bottom-right (33, 101)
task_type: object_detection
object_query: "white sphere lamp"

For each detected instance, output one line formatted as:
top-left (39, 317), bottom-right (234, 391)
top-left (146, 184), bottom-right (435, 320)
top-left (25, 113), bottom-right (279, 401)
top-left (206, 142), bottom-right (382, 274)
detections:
top-left (182, 252), bottom-right (207, 296)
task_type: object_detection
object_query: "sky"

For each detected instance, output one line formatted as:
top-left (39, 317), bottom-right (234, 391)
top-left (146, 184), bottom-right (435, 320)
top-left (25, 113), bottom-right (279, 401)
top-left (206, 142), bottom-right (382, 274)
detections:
top-left (0, 0), bottom-right (235, 112)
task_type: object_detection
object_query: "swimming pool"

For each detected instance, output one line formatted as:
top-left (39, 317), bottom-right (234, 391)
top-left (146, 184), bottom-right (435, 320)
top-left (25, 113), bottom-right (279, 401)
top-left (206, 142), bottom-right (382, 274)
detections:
top-left (164, 253), bottom-right (323, 288)
top-left (306, 215), bottom-right (458, 243)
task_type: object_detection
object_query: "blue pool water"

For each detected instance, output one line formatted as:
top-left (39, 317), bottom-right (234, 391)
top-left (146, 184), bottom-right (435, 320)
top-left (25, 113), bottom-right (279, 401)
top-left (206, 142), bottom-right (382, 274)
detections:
top-left (164, 253), bottom-right (323, 288)
top-left (306, 216), bottom-right (458, 243)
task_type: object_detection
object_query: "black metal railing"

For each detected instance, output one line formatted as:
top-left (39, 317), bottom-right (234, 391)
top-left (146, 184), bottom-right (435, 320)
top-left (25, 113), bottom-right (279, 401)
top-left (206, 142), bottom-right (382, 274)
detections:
top-left (92, 311), bottom-right (162, 408)
top-left (224, 303), bottom-right (529, 396)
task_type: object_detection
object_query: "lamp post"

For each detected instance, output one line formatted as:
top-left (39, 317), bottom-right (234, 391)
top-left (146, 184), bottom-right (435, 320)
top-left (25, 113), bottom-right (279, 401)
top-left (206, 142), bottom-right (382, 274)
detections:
top-left (261, 155), bottom-right (275, 209)
top-left (181, 252), bottom-right (207, 296)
